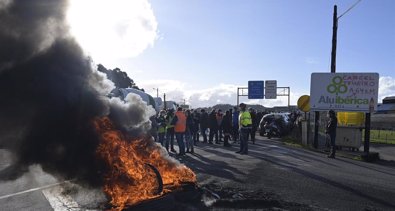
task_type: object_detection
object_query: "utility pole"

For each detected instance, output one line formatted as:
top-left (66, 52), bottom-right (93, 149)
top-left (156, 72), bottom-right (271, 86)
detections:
top-left (331, 5), bottom-right (338, 73)
top-left (315, 2), bottom-right (365, 154)
top-left (153, 88), bottom-right (159, 98)
top-left (330, 2), bottom-right (370, 155)
top-left (314, 5), bottom-right (337, 149)
top-left (364, 96), bottom-right (375, 156)
top-left (237, 88), bottom-right (240, 106)
top-left (163, 93), bottom-right (166, 110)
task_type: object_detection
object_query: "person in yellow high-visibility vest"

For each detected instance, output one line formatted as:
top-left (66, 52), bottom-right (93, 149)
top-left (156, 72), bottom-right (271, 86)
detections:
top-left (236, 103), bottom-right (252, 155)
top-left (157, 110), bottom-right (167, 146)
top-left (165, 109), bottom-right (176, 153)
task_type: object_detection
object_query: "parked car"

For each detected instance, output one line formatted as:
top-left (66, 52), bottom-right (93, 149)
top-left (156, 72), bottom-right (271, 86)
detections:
top-left (259, 113), bottom-right (292, 137)
top-left (263, 121), bottom-right (281, 139)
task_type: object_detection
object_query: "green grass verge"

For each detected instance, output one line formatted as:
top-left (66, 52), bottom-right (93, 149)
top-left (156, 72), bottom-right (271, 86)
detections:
top-left (281, 136), bottom-right (303, 148)
top-left (352, 156), bottom-right (363, 161)
top-left (362, 129), bottom-right (395, 145)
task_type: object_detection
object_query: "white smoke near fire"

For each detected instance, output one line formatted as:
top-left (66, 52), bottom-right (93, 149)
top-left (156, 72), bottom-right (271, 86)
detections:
top-left (108, 94), bottom-right (156, 136)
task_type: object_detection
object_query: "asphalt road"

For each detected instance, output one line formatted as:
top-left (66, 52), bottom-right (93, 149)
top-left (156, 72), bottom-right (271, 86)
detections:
top-left (367, 144), bottom-right (395, 161)
top-left (1, 135), bottom-right (395, 210)
top-left (180, 136), bottom-right (395, 210)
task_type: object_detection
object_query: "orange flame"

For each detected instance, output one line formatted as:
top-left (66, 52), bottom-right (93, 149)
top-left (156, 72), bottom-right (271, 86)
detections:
top-left (94, 117), bottom-right (196, 210)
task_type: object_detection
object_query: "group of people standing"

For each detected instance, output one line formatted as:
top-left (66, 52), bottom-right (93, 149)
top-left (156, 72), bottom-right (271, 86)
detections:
top-left (152, 104), bottom-right (338, 159)
top-left (156, 107), bottom-right (194, 156)
top-left (153, 103), bottom-right (262, 156)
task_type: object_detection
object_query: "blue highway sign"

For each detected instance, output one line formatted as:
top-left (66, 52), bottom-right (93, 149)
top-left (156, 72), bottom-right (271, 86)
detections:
top-left (248, 80), bottom-right (264, 99)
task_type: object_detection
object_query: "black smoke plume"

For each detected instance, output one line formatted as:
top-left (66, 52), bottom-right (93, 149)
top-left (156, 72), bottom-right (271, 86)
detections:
top-left (0, 0), bottom-right (153, 185)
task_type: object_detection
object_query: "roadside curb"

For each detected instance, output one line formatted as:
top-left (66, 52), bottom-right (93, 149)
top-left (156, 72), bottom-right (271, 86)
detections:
top-left (258, 136), bottom-right (392, 164)
top-left (301, 145), bottom-right (382, 162)
top-left (278, 137), bottom-right (383, 162)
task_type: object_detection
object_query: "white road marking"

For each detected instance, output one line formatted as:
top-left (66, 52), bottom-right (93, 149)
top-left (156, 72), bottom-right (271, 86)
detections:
top-left (42, 185), bottom-right (81, 211)
top-left (0, 180), bottom-right (73, 200)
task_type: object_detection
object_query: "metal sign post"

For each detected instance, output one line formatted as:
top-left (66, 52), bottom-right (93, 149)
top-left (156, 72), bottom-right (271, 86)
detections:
top-left (237, 87), bottom-right (248, 106)
top-left (237, 86), bottom-right (290, 107)
top-left (277, 87), bottom-right (290, 107)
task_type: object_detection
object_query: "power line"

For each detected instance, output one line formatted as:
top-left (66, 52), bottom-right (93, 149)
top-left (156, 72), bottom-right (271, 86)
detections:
top-left (338, 0), bottom-right (362, 19)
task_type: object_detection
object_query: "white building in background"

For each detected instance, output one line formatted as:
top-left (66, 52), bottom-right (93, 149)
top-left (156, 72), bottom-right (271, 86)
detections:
top-left (377, 96), bottom-right (395, 114)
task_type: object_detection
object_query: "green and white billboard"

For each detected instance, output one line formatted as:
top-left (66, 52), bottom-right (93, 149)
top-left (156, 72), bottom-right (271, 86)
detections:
top-left (310, 73), bottom-right (379, 112)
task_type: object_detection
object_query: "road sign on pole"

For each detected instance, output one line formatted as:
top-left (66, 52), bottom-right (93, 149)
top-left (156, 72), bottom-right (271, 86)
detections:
top-left (248, 81), bottom-right (264, 99)
top-left (265, 80), bottom-right (277, 99)
top-left (297, 95), bottom-right (310, 112)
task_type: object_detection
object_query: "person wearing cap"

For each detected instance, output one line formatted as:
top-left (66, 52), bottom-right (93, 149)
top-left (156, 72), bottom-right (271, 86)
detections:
top-left (325, 109), bottom-right (337, 158)
top-left (236, 103), bottom-right (252, 155)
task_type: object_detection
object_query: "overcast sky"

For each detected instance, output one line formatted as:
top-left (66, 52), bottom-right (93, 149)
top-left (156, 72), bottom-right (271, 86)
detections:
top-left (67, 0), bottom-right (395, 108)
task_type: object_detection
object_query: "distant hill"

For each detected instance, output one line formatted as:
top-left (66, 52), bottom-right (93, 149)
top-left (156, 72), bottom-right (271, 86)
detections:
top-left (194, 104), bottom-right (268, 112)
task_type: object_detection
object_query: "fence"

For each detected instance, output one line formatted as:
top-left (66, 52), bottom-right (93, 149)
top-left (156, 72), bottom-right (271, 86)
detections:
top-left (364, 129), bottom-right (395, 144)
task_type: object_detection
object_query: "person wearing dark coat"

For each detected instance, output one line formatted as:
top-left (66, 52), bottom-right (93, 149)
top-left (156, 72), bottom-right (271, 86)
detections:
top-left (326, 110), bottom-right (337, 158)
top-left (185, 110), bottom-right (195, 153)
top-left (199, 109), bottom-right (209, 143)
top-left (256, 111), bottom-right (264, 127)
top-left (216, 109), bottom-right (224, 142)
top-left (208, 109), bottom-right (218, 144)
top-left (192, 109), bottom-right (200, 145)
top-left (249, 108), bottom-right (258, 144)
top-left (232, 107), bottom-right (240, 143)
top-left (222, 110), bottom-right (233, 147)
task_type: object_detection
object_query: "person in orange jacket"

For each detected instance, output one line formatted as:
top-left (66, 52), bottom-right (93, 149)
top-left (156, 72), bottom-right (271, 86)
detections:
top-left (173, 107), bottom-right (187, 156)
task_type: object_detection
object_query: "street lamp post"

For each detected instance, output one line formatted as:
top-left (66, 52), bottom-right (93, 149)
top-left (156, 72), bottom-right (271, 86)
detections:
top-left (153, 88), bottom-right (159, 98)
